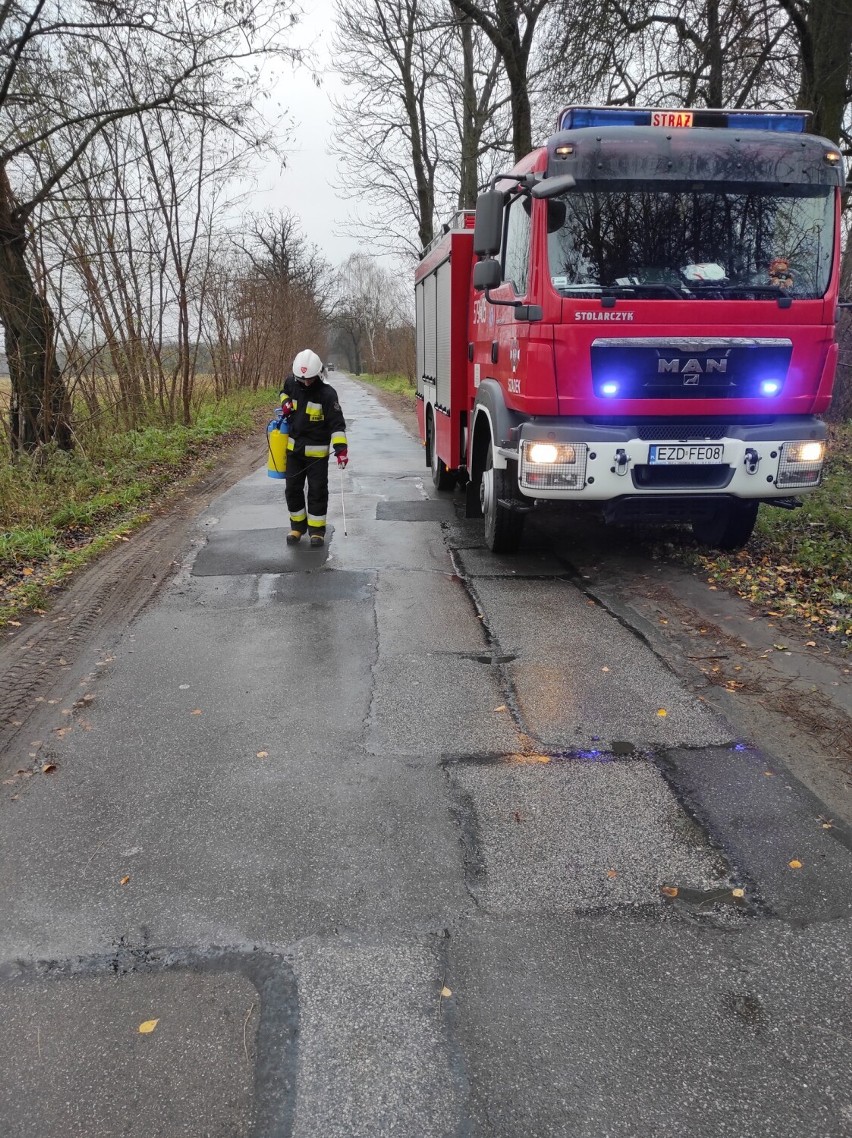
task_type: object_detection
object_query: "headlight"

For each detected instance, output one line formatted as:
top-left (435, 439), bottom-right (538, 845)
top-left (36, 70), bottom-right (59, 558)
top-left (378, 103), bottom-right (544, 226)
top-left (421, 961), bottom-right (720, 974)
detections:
top-left (520, 441), bottom-right (588, 490)
top-left (785, 441), bottom-right (824, 464)
top-left (776, 440), bottom-right (825, 488)
top-left (529, 443), bottom-right (562, 464)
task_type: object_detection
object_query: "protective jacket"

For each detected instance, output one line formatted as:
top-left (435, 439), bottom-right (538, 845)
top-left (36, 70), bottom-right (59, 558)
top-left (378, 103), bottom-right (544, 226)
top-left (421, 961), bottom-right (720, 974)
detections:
top-left (280, 375), bottom-right (347, 459)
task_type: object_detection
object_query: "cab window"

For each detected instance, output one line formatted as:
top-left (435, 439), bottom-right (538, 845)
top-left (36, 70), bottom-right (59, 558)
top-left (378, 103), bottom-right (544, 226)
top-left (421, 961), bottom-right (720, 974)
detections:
top-left (503, 197), bottom-right (531, 296)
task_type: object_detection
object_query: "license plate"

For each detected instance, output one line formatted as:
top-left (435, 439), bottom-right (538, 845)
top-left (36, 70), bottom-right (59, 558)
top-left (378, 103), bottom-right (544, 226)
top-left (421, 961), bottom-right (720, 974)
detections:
top-left (648, 444), bottom-right (725, 465)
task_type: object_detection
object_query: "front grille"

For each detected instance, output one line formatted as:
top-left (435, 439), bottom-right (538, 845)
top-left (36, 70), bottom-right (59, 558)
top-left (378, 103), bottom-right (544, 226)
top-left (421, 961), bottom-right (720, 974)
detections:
top-left (634, 422), bottom-right (728, 441)
top-left (632, 464), bottom-right (734, 490)
top-left (590, 340), bottom-right (792, 401)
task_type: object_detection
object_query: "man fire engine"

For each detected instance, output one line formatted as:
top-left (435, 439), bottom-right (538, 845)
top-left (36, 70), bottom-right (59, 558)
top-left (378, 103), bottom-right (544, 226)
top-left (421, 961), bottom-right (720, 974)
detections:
top-left (415, 106), bottom-right (845, 552)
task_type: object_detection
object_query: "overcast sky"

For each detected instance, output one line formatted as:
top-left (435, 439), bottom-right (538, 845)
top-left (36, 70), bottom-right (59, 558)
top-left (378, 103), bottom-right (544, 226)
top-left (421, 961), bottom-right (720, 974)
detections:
top-left (251, 0), bottom-right (364, 268)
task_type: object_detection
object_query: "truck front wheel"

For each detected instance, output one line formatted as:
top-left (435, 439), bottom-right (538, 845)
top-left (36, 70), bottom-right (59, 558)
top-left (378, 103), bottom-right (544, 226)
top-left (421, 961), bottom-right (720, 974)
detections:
top-left (691, 500), bottom-right (759, 551)
top-left (481, 444), bottom-right (525, 553)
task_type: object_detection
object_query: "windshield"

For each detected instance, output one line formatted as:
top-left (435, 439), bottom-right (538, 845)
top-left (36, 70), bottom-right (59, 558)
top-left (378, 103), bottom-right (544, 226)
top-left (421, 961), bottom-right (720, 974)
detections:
top-left (547, 184), bottom-right (834, 300)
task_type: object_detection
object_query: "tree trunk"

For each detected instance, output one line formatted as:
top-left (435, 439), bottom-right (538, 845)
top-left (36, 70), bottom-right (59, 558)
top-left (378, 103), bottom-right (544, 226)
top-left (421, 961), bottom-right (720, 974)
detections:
top-left (457, 11), bottom-right (479, 209)
top-left (0, 166), bottom-right (72, 452)
top-left (794, 0), bottom-right (852, 142)
top-left (705, 0), bottom-right (724, 106)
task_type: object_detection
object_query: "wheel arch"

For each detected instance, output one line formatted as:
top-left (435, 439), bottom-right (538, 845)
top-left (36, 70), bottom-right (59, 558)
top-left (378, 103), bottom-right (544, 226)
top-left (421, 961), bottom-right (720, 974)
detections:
top-left (469, 379), bottom-right (518, 477)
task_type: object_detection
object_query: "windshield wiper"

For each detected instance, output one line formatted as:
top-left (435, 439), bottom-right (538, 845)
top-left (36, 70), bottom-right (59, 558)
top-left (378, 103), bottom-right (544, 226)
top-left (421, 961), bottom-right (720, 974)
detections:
top-left (688, 283), bottom-right (790, 298)
top-left (601, 283), bottom-right (690, 299)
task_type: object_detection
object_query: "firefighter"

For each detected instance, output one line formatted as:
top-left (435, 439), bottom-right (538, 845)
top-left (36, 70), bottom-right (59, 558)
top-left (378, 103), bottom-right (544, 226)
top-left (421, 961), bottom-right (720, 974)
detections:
top-left (279, 349), bottom-right (348, 548)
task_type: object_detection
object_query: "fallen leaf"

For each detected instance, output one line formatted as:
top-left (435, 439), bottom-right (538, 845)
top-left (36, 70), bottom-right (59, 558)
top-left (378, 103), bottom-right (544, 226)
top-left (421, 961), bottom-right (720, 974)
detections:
top-left (732, 888), bottom-right (745, 899)
top-left (440, 986), bottom-right (452, 998)
top-left (256, 751), bottom-right (268, 758)
top-left (8, 620), bottom-right (21, 627)
top-left (138, 1019), bottom-right (159, 1034)
top-left (788, 859), bottom-right (803, 870)
top-left (656, 708), bottom-right (667, 718)
top-left (493, 705), bottom-right (506, 712)
top-left (763, 770), bottom-right (774, 777)
top-left (22, 567), bottom-right (34, 576)
top-left (41, 763), bottom-right (57, 774)
top-left (119, 875), bottom-right (130, 886)
top-left (773, 644), bottom-right (788, 651)
top-left (661, 885), bottom-right (679, 898)
top-left (606, 869), bottom-right (618, 879)
top-left (806, 641), bottom-right (817, 647)
top-left (190, 709), bottom-right (202, 715)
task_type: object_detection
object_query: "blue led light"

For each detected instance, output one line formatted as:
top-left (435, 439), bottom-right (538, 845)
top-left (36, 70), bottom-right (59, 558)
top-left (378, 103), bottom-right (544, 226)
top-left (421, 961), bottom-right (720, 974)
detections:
top-left (726, 112), bottom-right (808, 134)
top-left (559, 107), bottom-right (649, 130)
top-left (760, 379), bottom-right (782, 396)
top-left (600, 382), bottom-right (619, 396)
top-left (556, 106), bottom-right (809, 134)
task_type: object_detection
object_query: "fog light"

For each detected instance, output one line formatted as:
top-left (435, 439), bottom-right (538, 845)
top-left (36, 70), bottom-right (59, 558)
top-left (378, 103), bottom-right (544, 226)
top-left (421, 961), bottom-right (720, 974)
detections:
top-left (528, 443), bottom-right (559, 464)
top-left (776, 440), bottom-right (825, 488)
top-left (760, 380), bottom-right (781, 396)
top-left (786, 441), bottom-right (824, 463)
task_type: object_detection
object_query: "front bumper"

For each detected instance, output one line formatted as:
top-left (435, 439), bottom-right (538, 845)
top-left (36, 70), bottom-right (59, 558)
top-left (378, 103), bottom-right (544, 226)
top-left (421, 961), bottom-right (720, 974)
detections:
top-left (496, 417), bottom-right (826, 502)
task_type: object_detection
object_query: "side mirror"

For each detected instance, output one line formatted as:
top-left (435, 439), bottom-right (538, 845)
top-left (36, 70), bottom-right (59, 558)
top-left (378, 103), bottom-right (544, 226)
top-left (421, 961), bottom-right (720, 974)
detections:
top-left (530, 174), bottom-right (576, 199)
top-left (473, 259), bottom-right (502, 291)
top-left (473, 191), bottom-right (505, 256)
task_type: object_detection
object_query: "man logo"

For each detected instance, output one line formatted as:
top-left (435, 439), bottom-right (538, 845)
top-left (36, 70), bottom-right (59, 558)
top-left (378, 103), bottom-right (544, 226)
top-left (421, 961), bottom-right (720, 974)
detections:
top-left (658, 357), bottom-right (728, 374)
top-left (683, 375), bottom-right (700, 385)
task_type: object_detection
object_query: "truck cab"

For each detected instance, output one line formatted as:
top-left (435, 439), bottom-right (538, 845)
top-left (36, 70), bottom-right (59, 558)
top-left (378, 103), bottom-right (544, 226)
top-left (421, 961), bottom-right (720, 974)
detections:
top-left (416, 107), bottom-right (844, 552)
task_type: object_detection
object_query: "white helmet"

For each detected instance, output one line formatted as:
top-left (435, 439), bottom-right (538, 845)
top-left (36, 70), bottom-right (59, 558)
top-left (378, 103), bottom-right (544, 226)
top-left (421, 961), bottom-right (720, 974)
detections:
top-left (292, 349), bottom-right (324, 380)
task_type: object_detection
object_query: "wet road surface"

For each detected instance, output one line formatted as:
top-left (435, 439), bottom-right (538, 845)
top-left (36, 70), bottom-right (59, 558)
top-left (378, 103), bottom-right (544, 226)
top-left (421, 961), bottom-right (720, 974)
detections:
top-left (2, 376), bottom-right (852, 1136)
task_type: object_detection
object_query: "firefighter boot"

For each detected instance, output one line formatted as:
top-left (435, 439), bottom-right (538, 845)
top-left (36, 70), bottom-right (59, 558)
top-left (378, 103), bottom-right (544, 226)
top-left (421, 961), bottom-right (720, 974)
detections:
top-left (309, 533), bottom-right (324, 548)
top-left (286, 530), bottom-right (303, 546)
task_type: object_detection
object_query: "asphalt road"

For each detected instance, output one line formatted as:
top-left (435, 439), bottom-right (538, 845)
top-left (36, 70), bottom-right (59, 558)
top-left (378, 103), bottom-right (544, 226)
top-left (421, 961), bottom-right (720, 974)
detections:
top-left (2, 375), bottom-right (852, 1137)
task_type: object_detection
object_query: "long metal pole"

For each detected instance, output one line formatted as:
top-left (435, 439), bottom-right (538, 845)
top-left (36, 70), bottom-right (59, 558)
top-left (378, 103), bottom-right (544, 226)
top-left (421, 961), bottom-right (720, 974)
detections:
top-left (339, 465), bottom-right (348, 536)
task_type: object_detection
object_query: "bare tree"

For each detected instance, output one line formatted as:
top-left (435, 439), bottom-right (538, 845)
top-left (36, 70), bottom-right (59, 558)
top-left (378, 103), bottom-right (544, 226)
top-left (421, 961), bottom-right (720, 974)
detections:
top-left (332, 0), bottom-right (512, 255)
top-left (332, 0), bottom-right (448, 254)
top-left (776, 0), bottom-right (852, 143)
top-left (448, 0), bottom-right (550, 162)
top-left (201, 213), bottom-right (333, 395)
top-left (0, 0), bottom-right (297, 452)
top-left (331, 253), bottom-right (409, 374)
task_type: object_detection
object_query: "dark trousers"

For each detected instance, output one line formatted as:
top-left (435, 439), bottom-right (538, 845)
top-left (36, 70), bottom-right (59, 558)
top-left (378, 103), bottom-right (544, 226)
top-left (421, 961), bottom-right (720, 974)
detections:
top-left (285, 449), bottom-right (329, 534)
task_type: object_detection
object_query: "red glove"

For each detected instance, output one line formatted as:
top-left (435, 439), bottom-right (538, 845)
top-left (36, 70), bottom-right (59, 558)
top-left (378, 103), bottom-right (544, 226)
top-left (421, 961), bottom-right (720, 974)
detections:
top-left (336, 446), bottom-right (349, 468)
top-left (280, 399), bottom-right (294, 417)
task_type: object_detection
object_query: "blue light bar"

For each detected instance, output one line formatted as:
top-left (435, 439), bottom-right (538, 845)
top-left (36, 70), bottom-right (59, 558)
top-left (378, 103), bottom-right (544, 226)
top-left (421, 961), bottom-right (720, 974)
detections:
top-left (559, 107), bottom-right (649, 130)
top-left (556, 106), bottom-right (811, 134)
top-left (726, 112), bottom-right (808, 133)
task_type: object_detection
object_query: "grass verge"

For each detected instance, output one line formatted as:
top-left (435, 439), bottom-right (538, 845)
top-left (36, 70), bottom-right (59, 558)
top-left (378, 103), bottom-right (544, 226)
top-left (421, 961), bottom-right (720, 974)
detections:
top-left (0, 389), bottom-right (277, 627)
top-left (353, 373), bottom-right (416, 398)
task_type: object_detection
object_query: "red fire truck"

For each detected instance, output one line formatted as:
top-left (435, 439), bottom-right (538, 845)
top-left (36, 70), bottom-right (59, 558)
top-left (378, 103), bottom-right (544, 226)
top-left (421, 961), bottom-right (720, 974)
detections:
top-left (415, 106), bottom-right (845, 552)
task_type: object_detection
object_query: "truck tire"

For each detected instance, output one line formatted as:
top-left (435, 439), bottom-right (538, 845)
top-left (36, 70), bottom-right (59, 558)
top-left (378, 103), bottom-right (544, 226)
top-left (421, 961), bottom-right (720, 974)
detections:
top-left (481, 444), bottom-right (525, 553)
top-left (692, 500), bottom-right (759, 551)
top-left (427, 412), bottom-right (456, 490)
